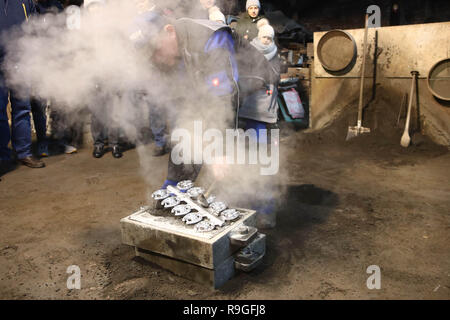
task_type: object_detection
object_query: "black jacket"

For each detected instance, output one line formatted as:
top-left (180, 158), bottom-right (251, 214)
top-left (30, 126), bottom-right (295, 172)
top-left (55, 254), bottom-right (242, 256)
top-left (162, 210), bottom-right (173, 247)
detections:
top-left (0, 0), bottom-right (36, 59)
top-left (173, 18), bottom-right (238, 102)
top-left (234, 11), bottom-right (265, 41)
top-left (36, 0), bottom-right (63, 15)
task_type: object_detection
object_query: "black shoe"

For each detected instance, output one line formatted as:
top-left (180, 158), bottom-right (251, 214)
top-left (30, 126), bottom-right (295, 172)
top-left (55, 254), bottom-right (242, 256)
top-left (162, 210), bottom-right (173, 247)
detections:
top-left (152, 145), bottom-right (169, 157)
top-left (112, 145), bottom-right (123, 158)
top-left (93, 145), bottom-right (105, 158)
top-left (17, 156), bottom-right (45, 168)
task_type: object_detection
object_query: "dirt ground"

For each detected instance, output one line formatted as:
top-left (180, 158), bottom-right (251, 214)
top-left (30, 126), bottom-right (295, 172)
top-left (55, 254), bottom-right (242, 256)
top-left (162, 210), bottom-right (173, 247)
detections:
top-left (1, 112), bottom-right (449, 299)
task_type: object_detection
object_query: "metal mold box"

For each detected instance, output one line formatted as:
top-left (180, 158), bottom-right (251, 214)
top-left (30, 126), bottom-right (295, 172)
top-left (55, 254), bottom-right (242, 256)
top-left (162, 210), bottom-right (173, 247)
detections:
top-left (121, 207), bottom-right (257, 270)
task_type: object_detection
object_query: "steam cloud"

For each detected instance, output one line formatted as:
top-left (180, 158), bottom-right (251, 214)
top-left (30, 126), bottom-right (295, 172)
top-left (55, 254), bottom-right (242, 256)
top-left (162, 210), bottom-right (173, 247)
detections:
top-left (1, 0), bottom-right (287, 208)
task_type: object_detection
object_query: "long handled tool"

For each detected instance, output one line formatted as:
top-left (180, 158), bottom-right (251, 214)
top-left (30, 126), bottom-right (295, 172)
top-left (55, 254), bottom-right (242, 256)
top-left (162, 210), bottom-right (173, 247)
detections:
top-left (346, 14), bottom-right (371, 140)
top-left (401, 71), bottom-right (419, 148)
top-left (396, 92), bottom-right (408, 127)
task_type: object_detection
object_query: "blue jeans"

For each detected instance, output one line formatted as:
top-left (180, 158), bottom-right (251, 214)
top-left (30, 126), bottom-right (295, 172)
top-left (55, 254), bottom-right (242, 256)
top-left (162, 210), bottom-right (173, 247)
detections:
top-left (245, 119), bottom-right (268, 144)
top-left (244, 119), bottom-right (275, 217)
top-left (0, 72), bottom-right (32, 160)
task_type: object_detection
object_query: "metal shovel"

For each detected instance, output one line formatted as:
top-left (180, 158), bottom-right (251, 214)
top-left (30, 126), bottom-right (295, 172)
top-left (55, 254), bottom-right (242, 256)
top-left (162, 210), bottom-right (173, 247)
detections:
top-left (401, 71), bottom-right (419, 148)
top-left (346, 14), bottom-right (371, 141)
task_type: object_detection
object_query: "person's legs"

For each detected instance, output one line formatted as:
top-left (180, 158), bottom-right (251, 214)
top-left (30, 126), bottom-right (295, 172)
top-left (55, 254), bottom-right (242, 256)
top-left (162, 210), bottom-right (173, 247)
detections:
top-left (253, 186), bottom-right (277, 229)
top-left (0, 75), bottom-right (11, 161)
top-left (149, 104), bottom-right (169, 155)
top-left (70, 119), bottom-right (83, 150)
top-left (243, 119), bottom-right (277, 227)
top-left (9, 91), bottom-right (32, 160)
top-left (9, 90), bottom-right (44, 168)
top-left (31, 98), bottom-right (47, 143)
top-left (107, 116), bottom-right (120, 147)
top-left (108, 117), bottom-right (122, 158)
top-left (90, 111), bottom-right (106, 147)
top-left (91, 109), bottom-right (107, 158)
top-left (245, 119), bottom-right (268, 144)
top-left (31, 98), bottom-right (48, 156)
top-left (166, 155), bottom-right (202, 189)
top-left (49, 107), bottom-right (66, 143)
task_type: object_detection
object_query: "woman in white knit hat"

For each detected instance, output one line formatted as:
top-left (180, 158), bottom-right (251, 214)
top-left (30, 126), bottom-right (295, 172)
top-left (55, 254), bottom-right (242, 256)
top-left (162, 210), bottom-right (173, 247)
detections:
top-left (237, 16), bottom-right (280, 133)
top-left (250, 19), bottom-right (277, 61)
top-left (234, 0), bottom-right (268, 41)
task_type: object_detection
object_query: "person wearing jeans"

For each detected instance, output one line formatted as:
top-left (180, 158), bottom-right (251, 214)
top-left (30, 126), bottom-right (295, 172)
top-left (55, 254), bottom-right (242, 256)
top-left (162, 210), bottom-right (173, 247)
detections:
top-left (0, 0), bottom-right (45, 169)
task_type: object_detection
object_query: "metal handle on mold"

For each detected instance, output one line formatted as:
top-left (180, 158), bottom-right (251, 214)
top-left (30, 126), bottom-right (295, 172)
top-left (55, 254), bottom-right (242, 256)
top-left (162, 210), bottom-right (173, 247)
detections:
top-left (235, 250), bottom-right (265, 272)
top-left (229, 225), bottom-right (258, 247)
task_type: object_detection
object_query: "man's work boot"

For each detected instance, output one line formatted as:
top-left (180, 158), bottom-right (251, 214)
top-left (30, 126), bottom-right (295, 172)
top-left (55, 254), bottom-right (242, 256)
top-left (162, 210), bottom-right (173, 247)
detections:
top-left (93, 145), bottom-right (105, 158)
top-left (112, 145), bottom-right (123, 158)
top-left (18, 156), bottom-right (45, 168)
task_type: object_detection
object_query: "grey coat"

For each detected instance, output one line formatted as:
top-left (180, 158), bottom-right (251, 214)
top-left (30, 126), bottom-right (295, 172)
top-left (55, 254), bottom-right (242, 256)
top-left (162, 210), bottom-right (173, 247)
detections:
top-left (236, 41), bottom-right (280, 124)
top-left (238, 81), bottom-right (279, 124)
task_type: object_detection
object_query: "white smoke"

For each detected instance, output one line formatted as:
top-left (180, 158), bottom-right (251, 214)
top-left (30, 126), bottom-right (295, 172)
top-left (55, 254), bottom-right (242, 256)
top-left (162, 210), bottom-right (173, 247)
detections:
top-left (3, 1), bottom-right (160, 137)
top-left (1, 0), bottom-right (287, 209)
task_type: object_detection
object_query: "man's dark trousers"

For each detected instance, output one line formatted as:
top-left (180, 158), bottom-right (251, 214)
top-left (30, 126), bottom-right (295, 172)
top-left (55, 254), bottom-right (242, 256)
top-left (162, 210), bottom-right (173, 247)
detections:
top-left (90, 105), bottom-right (119, 147)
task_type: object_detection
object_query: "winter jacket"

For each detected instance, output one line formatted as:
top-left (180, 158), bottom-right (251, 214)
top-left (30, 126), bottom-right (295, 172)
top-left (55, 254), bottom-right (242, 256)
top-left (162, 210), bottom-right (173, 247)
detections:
top-left (0, 0), bottom-right (36, 60)
top-left (234, 11), bottom-right (265, 41)
top-left (173, 18), bottom-right (238, 100)
top-left (236, 36), bottom-right (280, 124)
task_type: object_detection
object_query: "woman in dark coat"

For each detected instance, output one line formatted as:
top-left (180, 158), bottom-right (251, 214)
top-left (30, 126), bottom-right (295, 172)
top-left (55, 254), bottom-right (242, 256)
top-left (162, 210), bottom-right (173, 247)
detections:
top-left (238, 19), bottom-right (280, 142)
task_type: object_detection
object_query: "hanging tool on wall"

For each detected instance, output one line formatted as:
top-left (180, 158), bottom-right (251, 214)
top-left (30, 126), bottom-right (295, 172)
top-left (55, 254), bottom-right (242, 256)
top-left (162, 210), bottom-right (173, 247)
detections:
top-left (401, 71), bottom-right (420, 148)
top-left (346, 14), bottom-right (371, 141)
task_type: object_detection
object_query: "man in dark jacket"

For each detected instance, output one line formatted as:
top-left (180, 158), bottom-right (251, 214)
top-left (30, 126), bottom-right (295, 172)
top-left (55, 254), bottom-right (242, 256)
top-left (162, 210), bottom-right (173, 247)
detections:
top-left (0, 0), bottom-right (45, 170)
top-left (234, 0), bottom-right (266, 41)
top-left (131, 13), bottom-right (238, 188)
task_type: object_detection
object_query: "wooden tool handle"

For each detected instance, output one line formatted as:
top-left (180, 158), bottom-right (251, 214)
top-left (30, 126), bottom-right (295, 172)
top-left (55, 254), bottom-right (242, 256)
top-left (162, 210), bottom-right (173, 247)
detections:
top-left (404, 71), bottom-right (419, 133)
top-left (358, 14), bottom-right (369, 126)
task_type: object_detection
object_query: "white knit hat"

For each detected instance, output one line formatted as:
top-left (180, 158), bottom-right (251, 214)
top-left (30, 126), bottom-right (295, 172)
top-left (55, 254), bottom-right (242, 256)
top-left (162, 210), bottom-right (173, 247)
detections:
top-left (258, 24), bottom-right (274, 39)
top-left (209, 7), bottom-right (226, 24)
top-left (246, 0), bottom-right (261, 10)
top-left (256, 18), bottom-right (269, 28)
